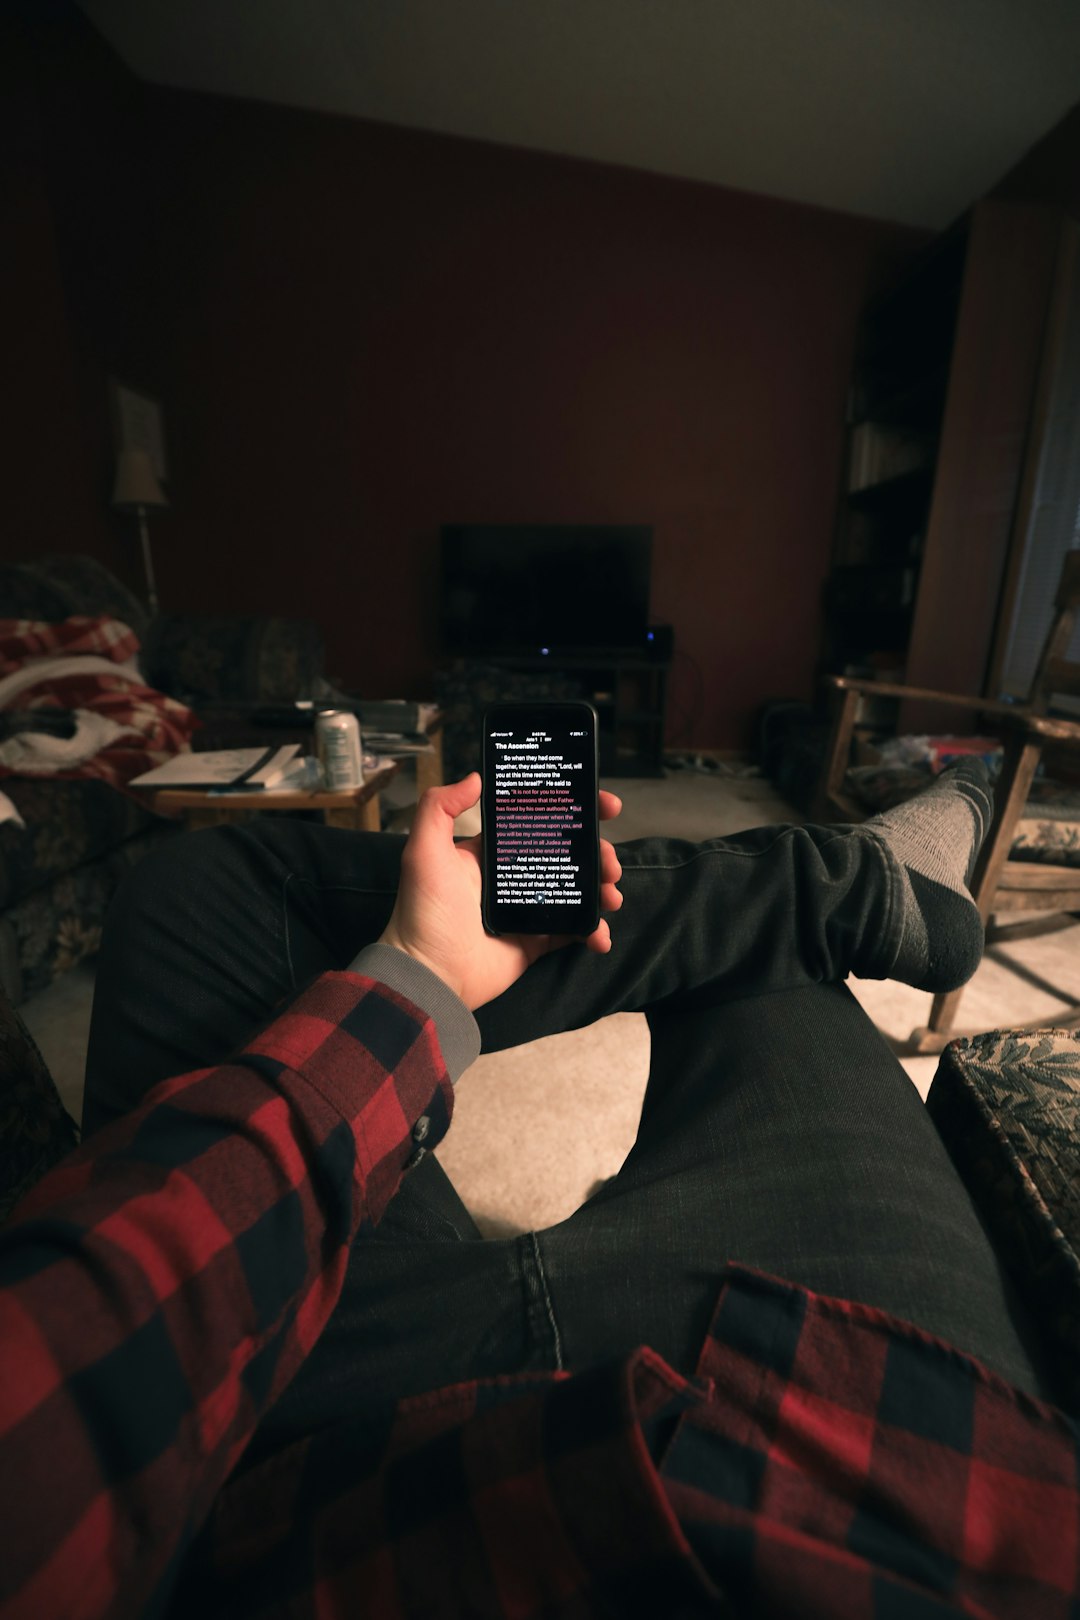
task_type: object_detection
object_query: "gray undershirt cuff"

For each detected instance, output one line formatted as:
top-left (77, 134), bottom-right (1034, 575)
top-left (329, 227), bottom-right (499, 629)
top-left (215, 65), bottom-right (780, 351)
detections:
top-left (348, 943), bottom-right (480, 1084)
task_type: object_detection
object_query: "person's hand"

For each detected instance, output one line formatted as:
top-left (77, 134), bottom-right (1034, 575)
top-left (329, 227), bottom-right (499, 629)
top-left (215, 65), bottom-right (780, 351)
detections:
top-left (378, 772), bottom-right (623, 1010)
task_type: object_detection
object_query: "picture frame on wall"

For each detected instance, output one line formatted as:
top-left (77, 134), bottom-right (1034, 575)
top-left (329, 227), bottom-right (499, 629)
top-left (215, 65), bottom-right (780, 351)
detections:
top-left (109, 378), bottom-right (168, 482)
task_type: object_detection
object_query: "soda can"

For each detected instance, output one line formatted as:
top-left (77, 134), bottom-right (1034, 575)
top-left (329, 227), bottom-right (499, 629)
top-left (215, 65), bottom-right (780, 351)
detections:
top-left (315, 709), bottom-right (364, 789)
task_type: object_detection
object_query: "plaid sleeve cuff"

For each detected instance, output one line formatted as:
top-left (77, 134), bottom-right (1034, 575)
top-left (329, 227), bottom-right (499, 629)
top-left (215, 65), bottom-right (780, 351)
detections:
top-left (348, 944), bottom-right (480, 1084)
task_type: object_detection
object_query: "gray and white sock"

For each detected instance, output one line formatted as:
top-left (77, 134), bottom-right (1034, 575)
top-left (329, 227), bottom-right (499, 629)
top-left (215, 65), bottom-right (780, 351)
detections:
top-left (859, 759), bottom-right (993, 992)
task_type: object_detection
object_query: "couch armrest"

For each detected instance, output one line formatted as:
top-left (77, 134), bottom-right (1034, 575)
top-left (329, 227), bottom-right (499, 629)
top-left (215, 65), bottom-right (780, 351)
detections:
top-left (926, 1030), bottom-right (1080, 1414)
top-left (0, 990), bottom-right (79, 1224)
top-left (142, 615), bottom-right (325, 704)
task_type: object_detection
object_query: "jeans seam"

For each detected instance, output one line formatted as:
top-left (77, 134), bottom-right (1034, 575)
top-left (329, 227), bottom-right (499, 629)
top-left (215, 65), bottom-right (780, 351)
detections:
top-left (279, 870), bottom-right (400, 990)
top-left (858, 831), bottom-right (904, 979)
top-left (528, 1232), bottom-right (564, 1371)
top-left (620, 826), bottom-right (852, 874)
top-left (281, 870), bottom-right (298, 988)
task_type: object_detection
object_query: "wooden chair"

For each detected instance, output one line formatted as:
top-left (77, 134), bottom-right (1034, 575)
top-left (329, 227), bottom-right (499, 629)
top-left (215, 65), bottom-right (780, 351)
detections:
top-left (815, 550), bottom-right (1080, 1053)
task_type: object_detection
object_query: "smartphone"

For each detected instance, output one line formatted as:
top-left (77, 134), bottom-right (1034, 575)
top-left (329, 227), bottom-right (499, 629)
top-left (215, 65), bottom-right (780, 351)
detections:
top-left (482, 701), bottom-right (601, 936)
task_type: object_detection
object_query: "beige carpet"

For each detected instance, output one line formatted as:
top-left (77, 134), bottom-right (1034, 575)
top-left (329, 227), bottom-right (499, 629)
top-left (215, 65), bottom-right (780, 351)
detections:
top-left (23, 769), bottom-right (1080, 1237)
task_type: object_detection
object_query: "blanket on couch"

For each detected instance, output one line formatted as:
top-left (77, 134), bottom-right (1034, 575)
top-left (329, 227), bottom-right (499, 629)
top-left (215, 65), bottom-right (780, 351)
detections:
top-left (0, 617), bottom-right (196, 805)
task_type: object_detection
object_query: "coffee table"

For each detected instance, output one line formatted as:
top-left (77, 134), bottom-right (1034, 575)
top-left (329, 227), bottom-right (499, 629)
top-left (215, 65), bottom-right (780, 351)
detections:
top-left (367, 712), bottom-right (444, 796)
top-left (139, 760), bottom-right (400, 833)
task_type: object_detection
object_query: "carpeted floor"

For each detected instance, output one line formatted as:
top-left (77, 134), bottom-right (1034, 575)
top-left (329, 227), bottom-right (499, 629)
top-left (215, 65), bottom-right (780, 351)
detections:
top-left (23, 767), bottom-right (1080, 1236)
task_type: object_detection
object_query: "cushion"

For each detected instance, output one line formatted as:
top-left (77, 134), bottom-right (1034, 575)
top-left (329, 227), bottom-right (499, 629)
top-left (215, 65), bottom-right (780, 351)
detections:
top-left (0, 555), bottom-right (150, 642)
top-left (143, 615), bottom-right (325, 703)
top-left (1008, 777), bottom-right (1080, 866)
top-left (926, 1029), bottom-right (1080, 1414)
top-left (0, 825), bottom-right (174, 1006)
top-left (0, 989), bottom-right (78, 1224)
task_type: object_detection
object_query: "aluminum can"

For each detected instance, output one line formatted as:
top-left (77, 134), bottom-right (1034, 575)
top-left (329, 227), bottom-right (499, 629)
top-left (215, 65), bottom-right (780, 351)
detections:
top-left (315, 709), bottom-right (364, 788)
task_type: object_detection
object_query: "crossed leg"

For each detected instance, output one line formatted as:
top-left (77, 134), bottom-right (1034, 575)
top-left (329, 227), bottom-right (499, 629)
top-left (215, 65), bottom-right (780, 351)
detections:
top-left (83, 800), bottom-right (1050, 1465)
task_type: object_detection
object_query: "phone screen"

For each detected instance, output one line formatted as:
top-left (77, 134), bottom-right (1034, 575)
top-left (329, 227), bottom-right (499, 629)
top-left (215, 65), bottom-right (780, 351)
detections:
top-left (482, 702), bottom-right (600, 936)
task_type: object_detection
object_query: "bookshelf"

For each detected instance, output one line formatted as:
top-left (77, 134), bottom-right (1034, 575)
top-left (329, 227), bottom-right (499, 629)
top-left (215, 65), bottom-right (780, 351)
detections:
top-left (823, 199), bottom-right (1065, 732)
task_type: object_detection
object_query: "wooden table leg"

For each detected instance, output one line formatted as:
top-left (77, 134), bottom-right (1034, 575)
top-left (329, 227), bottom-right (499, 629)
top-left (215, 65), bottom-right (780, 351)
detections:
top-left (183, 801), bottom-right (383, 834)
top-left (184, 807), bottom-right (244, 831)
top-left (415, 728), bottom-right (444, 797)
top-left (322, 796), bottom-right (382, 832)
top-left (145, 762), bottom-right (398, 834)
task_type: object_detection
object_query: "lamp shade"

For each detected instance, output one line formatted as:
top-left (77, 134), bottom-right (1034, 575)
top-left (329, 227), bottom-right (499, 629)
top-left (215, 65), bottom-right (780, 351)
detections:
top-left (112, 448), bottom-right (168, 510)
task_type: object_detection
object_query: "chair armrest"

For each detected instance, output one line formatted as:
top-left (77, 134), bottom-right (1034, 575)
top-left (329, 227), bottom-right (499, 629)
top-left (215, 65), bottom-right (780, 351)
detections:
top-left (1027, 713), bottom-right (1080, 744)
top-left (822, 673), bottom-right (1028, 721)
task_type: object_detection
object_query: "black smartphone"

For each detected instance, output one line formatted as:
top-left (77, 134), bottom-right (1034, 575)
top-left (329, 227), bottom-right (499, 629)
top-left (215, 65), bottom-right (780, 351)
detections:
top-left (482, 701), bottom-right (601, 936)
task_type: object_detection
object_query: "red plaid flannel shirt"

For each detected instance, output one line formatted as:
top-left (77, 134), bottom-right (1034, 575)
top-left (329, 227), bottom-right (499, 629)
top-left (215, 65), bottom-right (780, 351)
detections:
top-left (0, 615), bottom-right (196, 788)
top-left (0, 971), bottom-right (1075, 1619)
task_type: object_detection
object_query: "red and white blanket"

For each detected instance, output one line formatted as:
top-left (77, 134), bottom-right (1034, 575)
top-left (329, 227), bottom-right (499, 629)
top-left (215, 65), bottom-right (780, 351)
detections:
top-left (0, 616), bottom-right (197, 795)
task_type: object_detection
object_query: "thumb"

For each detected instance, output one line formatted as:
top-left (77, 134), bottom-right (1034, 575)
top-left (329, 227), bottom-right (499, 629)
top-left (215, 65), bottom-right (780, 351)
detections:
top-left (408, 773), bottom-right (482, 848)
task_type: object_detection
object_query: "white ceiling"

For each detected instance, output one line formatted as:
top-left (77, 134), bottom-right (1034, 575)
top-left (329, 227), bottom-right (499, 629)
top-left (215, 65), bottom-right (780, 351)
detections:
top-left (78, 0), bottom-right (1080, 229)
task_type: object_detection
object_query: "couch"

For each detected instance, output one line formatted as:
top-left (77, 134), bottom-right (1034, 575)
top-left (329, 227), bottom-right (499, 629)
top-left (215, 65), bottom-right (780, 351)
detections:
top-left (927, 1027), bottom-right (1080, 1413)
top-left (0, 555), bottom-right (325, 1006)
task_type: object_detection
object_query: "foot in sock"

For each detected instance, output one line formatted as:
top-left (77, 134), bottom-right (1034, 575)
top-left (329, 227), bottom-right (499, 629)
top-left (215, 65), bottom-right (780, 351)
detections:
top-left (859, 759), bottom-right (994, 993)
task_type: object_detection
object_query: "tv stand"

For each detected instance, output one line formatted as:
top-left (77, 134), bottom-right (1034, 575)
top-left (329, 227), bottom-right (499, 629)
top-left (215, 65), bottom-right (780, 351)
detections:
top-left (440, 649), bottom-right (670, 778)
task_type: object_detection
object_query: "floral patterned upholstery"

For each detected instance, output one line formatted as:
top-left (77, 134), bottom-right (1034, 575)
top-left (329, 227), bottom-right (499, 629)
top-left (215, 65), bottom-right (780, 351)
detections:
top-left (927, 1029), bottom-right (1080, 1414)
top-left (0, 814), bottom-right (171, 1006)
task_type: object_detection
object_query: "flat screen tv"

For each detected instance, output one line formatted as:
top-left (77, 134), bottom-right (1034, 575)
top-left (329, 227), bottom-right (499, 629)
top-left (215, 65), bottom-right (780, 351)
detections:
top-left (440, 524), bottom-right (652, 657)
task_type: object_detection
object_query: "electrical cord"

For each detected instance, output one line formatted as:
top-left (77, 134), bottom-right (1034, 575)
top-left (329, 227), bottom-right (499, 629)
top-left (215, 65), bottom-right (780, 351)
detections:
top-left (664, 648), bottom-right (705, 750)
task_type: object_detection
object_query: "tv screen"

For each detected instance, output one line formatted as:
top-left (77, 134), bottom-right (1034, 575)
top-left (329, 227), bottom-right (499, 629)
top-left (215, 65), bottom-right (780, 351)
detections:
top-left (441, 525), bottom-right (652, 656)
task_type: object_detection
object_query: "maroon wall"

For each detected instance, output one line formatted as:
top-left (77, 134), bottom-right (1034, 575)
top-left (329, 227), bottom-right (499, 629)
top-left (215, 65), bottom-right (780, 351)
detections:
top-left (151, 98), bottom-right (917, 745)
top-left (1, 37), bottom-right (92, 566)
top-left (2, 5), bottom-right (171, 588)
top-left (9, 5), bottom-right (922, 746)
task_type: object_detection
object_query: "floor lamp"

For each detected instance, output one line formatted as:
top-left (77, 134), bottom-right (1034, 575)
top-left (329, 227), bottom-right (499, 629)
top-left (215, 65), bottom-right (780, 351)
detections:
top-left (111, 448), bottom-right (168, 616)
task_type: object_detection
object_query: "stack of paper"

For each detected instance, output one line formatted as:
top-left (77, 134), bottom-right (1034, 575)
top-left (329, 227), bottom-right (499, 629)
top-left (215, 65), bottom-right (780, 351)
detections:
top-left (129, 744), bottom-right (304, 792)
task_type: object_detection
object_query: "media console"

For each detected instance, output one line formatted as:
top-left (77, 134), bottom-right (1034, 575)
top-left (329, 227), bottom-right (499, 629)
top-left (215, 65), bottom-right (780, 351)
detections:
top-left (438, 643), bottom-right (672, 779)
top-left (437, 525), bottom-right (670, 774)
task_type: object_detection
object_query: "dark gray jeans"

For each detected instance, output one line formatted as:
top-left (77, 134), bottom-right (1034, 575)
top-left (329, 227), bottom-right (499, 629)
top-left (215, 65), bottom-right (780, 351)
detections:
top-left (83, 816), bottom-right (1049, 1462)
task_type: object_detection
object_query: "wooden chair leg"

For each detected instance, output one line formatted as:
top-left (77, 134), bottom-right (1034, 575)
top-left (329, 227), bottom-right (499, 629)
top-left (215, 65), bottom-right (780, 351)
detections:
top-left (969, 737), bottom-right (1042, 918)
top-left (904, 736), bottom-right (1047, 1054)
top-left (907, 985), bottom-right (967, 1054)
top-left (812, 687), bottom-right (860, 821)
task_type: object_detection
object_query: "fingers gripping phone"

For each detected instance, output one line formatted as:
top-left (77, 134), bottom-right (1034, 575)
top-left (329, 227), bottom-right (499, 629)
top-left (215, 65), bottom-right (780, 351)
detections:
top-left (482, 701), bottom-right (600, 936)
